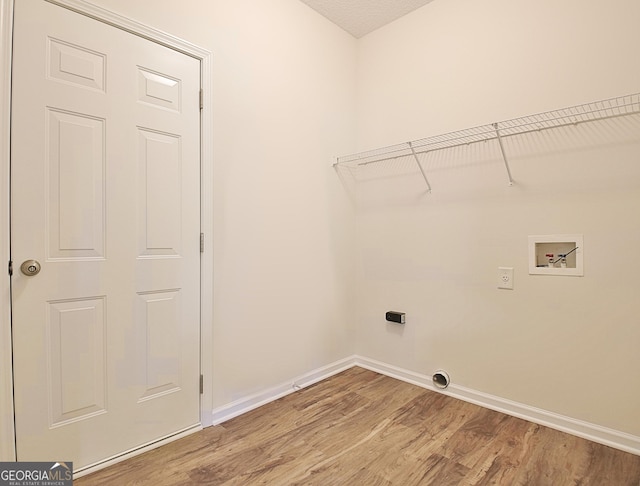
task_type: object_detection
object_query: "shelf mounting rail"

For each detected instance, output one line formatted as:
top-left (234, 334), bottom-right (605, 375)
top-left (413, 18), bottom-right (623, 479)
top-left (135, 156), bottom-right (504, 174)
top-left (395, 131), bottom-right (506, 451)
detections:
top-left (335, 92), bottom-right (640, 190)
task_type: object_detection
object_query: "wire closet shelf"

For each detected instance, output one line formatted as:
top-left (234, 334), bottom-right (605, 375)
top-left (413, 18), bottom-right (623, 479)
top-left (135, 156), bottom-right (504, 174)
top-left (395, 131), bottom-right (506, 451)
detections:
top-left (334, 92), bottom-right (640, 190)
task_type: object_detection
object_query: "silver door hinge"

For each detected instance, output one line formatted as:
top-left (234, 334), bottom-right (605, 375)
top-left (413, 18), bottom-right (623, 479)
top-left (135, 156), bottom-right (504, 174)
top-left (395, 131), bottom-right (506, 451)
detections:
top-left (8, 260), bottom-right (12, 276)
top-left (199, 89), bottom-right (203, 111)
top-left (200, 233), bottom-right (204, 253)
top-left (199, 374), bottom-right (204, 394)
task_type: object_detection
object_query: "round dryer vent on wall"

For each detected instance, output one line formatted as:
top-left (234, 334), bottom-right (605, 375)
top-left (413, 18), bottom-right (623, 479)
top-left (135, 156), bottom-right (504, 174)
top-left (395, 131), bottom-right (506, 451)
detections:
top-left (432, 370), bottom-right (450, 389)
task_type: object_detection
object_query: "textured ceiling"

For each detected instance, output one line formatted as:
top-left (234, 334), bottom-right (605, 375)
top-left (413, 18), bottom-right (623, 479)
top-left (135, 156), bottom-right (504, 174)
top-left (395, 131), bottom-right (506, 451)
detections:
top-left (298, 0), bottom-right (436, 38)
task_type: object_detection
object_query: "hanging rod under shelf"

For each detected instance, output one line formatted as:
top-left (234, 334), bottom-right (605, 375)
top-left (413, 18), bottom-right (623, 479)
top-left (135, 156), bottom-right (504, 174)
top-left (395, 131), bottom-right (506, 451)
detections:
top-left (334, 92), bottom-right (640, 188)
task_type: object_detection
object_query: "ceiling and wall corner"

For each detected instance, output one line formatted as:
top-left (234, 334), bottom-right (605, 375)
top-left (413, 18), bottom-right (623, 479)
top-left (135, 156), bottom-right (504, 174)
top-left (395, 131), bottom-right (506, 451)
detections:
top-left (298, 0), bottom-right (436, 38)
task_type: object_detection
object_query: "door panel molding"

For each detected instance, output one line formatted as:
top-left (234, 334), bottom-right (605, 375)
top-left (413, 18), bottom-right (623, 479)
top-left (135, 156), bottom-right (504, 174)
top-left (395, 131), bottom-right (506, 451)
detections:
top-left (0, 0), bottom-right (214, 462)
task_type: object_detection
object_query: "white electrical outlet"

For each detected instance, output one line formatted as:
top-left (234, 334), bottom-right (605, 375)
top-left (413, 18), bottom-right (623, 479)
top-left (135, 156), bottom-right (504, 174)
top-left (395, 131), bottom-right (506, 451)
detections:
top-left (498, 267), bottom-right (514, 290)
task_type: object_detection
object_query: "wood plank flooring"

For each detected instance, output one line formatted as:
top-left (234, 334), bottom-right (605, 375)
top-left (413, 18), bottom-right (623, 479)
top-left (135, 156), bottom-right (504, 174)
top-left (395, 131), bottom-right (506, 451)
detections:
top-left (76, 367), bottom-right (640, 485)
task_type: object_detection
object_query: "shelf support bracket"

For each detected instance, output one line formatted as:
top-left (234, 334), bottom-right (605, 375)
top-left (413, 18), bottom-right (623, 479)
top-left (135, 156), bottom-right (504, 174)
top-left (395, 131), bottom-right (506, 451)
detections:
top-left (408, 141), bottom-right (432, 192)
top-left (492, 123), bottom-right (514, 186)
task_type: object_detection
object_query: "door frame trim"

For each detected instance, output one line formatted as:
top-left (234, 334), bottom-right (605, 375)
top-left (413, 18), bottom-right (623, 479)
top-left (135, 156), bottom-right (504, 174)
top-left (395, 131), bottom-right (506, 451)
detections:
top-left (0, 0), bottom-right (215, 461)
top-left (0, 0), bottom-right (15, 462)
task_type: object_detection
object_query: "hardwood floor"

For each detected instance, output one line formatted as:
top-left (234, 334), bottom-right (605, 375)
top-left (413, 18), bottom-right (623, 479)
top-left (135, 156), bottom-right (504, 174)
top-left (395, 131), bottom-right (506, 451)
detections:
top-left (77, 367), bottom-right (640, 485)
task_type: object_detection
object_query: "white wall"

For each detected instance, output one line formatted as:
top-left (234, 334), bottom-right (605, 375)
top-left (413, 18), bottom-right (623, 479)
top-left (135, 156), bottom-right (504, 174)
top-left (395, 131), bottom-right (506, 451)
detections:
top-left (355, 0), bottom-right (640, 436)
top-left (89, 0), bottom-right (358, 407)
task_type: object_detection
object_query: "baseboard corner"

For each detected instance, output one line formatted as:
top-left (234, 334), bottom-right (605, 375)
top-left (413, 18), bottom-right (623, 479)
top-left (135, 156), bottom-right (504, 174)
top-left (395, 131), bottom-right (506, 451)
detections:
top-left (353, 355), bottom-right (640, 456)
top-left (210, 356), bottom-right (357, 426)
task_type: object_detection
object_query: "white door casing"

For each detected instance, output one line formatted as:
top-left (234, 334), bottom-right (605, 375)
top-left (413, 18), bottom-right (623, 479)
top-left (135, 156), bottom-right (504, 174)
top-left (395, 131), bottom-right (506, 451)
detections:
top-left (4, 0), bottom-right (214, 470)
top-left (0, 0), bottom-right (15, 462)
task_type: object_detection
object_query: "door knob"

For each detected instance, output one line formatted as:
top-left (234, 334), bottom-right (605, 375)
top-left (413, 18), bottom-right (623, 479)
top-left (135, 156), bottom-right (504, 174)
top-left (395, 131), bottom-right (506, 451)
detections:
top-left (20, 260), bottom-right (41, 276)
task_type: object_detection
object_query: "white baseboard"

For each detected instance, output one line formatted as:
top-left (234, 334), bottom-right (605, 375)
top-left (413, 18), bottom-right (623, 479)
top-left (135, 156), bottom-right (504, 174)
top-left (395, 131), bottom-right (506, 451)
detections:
top-left (208, 354), bottom-right (640, 456)
top-left (65, 355), bottom-right (640, 477)
top-left (354, 355), bottom-right (640, 456)
top-left (210, 356), bottom-right (357, 425)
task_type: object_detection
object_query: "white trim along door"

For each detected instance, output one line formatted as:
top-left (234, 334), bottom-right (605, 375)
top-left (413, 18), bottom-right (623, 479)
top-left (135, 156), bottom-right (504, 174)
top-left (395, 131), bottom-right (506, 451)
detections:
top-left (7, 0), bottom-right (214, 472)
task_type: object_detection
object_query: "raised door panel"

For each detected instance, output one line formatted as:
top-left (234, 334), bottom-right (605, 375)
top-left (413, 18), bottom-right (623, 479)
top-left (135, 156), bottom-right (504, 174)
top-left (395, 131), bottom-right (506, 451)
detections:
top-left (137, 290), bottom-right (182, 402)
top-left (137, 128), bottom-right (181, 257)
top-left (48, 297), bottom-right (106, 426)
top-left (137, 67), bottom-right (181, 112)
top-left (47, 109), bottom-right (105, 260)
top-left (48, 37), bottom-right (106, 92)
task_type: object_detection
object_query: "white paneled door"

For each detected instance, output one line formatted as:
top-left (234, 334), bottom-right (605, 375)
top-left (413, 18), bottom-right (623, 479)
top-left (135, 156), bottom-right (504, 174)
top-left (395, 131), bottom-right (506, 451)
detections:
top-left (11, 0), bottom-right (201, 469)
